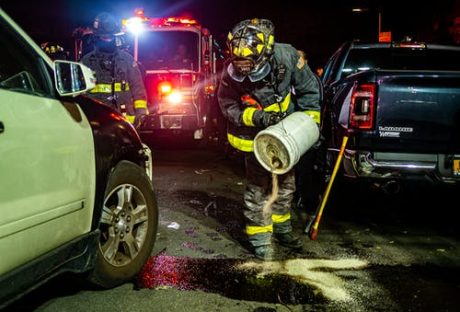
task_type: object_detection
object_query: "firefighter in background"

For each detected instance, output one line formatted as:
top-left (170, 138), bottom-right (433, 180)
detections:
top-left (41, 42), bottom-right (68, 61)
top-left (217, 18), bottom-right (320, 260)
top-left (81, 12), bottom-right (148, 125)
top-left (171, 43), bottom-right (192, 69)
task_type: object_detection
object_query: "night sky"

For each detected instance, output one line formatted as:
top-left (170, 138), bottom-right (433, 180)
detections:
top-left (1, 0), bottom-right (459, 69)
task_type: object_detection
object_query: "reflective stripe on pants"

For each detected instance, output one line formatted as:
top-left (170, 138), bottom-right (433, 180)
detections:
top-left (243, 153), bottom-right (295, 244)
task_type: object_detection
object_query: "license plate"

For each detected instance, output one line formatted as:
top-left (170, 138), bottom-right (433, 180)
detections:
top-left (453, 159), bottom-right (460, 176)
top-left (160, 115), bottom-right (182, 129)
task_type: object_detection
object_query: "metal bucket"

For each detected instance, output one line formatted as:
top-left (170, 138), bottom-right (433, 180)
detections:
top-left (253, 112), bottom-right (319, 174)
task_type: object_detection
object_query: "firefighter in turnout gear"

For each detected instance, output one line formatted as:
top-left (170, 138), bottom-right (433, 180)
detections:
top-left (217, 18), bottom-right (321, 260)
top-left (81, 12), bottom-right (148, 125)
top-left (40, 42), bottom-right (68, 61)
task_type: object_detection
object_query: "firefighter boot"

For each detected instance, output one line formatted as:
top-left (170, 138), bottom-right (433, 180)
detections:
top-left (274, 232), bottom-right (303, 249)
top-left (273, 220), bottom-right (303, 250)
top-left (254, 244), bottom-right (275, 261)
top-left (248, 232), bottom-right (274, 261)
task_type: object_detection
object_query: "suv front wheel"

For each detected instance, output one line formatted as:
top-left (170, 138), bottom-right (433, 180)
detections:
top-left (89, 161), bottom-right (158, 288)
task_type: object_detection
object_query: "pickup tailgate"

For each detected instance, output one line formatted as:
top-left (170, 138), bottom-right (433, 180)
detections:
top-left (376, 71), bottom-right (460, 153)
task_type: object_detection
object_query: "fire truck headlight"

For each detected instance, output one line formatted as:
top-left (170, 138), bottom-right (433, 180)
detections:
top-left (165, 91), bottom-right (183, 104)
top-left (126, 17), bottom-right (145, 35)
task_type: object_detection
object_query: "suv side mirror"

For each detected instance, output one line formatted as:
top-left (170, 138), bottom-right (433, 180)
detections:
top-left (54, 60), bottom-right (96, 96)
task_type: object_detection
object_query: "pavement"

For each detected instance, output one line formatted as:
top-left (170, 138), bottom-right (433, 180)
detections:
top-left (5, 144), bottom-right (460, 312)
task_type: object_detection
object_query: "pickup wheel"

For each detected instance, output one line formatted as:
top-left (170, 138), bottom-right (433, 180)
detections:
top-left (88, 161), bottom-right (158, 288)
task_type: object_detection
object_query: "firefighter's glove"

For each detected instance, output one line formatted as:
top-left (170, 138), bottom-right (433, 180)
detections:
top-left (254, 111), bottom-right (286, 128)
top-left (241, 94), bottom-right (262, 110)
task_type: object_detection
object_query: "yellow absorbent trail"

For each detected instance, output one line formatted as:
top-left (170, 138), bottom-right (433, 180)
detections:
top-left (262, 172), bottom-right (279, 217)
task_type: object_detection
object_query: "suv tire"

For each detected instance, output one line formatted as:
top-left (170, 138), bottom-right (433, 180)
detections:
top-left (88, 161), bottom-right (158, 288)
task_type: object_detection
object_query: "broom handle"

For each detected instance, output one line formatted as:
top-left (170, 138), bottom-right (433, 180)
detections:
top-left (309, 135), bottom-right (349, 240)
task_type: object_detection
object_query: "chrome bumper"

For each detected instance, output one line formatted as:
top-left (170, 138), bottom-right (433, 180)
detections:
top-left (342, 150), bottom-right (459, 183)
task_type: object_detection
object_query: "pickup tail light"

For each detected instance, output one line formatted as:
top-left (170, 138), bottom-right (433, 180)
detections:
top-left (350, 83), bottom-right (376, 130)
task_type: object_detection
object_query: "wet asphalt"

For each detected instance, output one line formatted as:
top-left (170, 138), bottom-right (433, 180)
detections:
top-left (5, 138), bottom-right (460, 312)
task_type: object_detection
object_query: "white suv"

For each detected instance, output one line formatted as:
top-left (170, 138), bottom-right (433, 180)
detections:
top-left (0, 8), bottom-right (158, 308)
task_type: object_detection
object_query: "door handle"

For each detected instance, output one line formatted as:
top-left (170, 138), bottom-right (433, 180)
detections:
top-left (0, 121), bottom-right (4, 134)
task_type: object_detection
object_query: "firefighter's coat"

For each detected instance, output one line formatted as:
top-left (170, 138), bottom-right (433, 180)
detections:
top-left (82, 49), bottom-right (148, 122)
top-left (217, 43), bottom-right (321, 246)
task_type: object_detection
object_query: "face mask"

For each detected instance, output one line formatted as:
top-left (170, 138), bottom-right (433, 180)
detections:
top-left (227, 62), bottom-right (271, 83)
top-left (232, 58), bottom-right (254, 76)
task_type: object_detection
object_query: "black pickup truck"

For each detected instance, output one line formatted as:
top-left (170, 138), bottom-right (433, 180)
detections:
top-left (320, 41), bottom-right (460, 191)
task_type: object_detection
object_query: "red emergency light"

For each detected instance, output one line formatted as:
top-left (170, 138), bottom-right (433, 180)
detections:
top-left (124, 10), bottom-right (201, 33)
top-left (165, 17), bottom-right (198, 25)
top-left (154, 80), bottom-right (184, 107)
top-left (158, 81), bottom-right (172, 94)
top-left (149, 16), bottom-right (200, 27)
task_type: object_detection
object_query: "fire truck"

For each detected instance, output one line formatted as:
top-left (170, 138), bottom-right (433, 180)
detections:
top-left (122, 9), bottom-right (224, 143)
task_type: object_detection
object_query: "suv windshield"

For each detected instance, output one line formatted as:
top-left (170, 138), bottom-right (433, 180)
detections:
top-left (136, 31), bottom-right (199, 71)
top-left (342, 47), bottom-right (460, 78)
